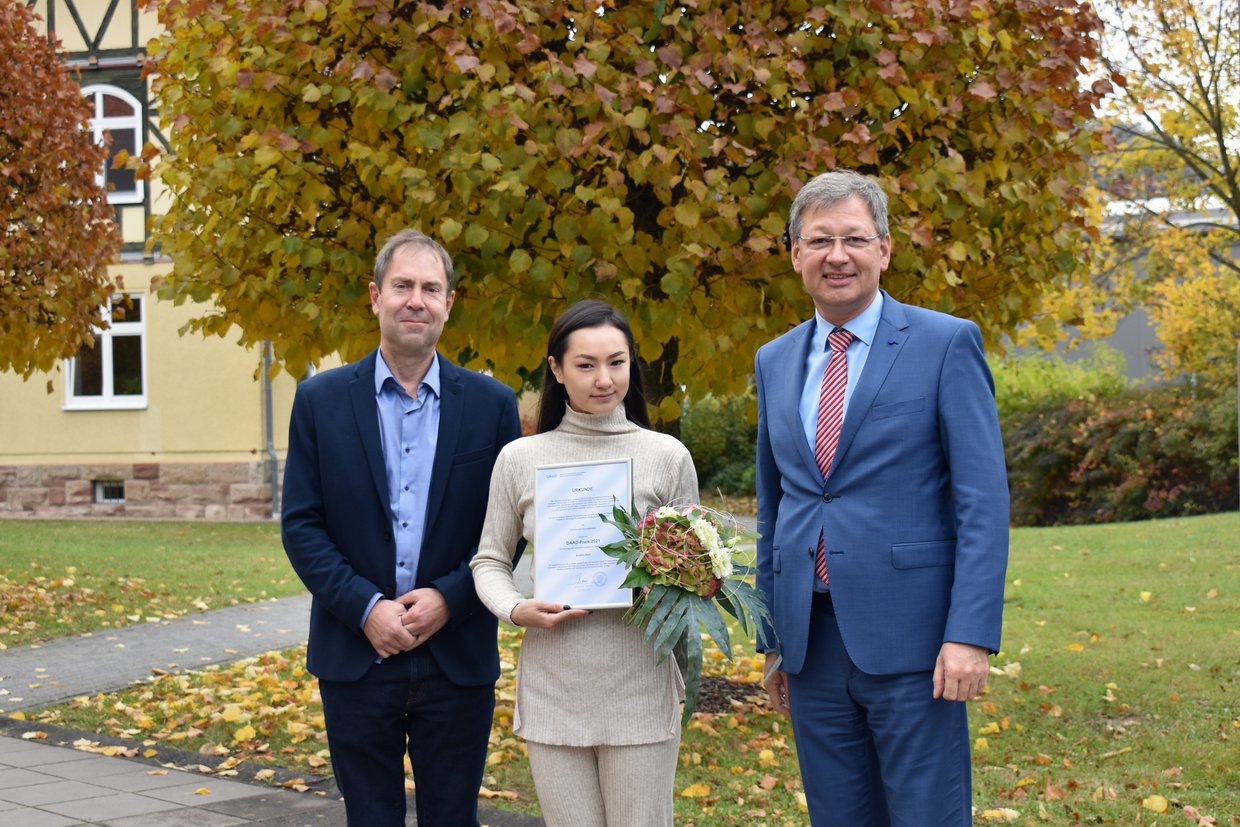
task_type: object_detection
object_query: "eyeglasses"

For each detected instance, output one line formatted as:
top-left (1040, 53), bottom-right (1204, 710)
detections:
top-left (797, 234), bottom-right (882, 251)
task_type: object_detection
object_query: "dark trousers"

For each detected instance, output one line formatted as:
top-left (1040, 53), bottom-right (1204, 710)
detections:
top-left (318, 647), bottom-right (496, 827)
top-left (787, 593), bottom-right (972, 827)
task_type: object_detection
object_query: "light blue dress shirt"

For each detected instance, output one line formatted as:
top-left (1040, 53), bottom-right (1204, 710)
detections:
top-left (361, 353), bottom-right (441, 628)
top-left (799, 291), bottom-right (884, 462)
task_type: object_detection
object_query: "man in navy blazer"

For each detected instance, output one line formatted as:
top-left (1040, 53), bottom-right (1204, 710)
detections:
top-left (755, 171), bottom-right (1009, 826)
top-left (282, 230), bottom-right (521, 826)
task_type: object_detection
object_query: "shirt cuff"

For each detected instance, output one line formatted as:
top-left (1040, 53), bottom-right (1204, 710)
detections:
top-left (360, 592), bottom-right (383, 629)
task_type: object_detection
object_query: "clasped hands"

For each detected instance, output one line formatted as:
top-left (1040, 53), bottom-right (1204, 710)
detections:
top-left (363, 588), bottom-right (450, 659)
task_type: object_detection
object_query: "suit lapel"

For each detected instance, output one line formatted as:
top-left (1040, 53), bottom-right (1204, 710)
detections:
top-left (349, 350), bottom-right (391, 519)
top-left (423, 354), bottom-right (462, 542)
top-left (775, 321), bottom-right (825, 481)
top-left (829, 292), bottom-right (909, 479)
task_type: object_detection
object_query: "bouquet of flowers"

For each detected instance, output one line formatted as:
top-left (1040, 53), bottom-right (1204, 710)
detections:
top-left (600, 503), bottom-right (774, 723)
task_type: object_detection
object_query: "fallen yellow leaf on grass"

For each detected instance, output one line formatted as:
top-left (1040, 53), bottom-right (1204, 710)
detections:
top-left (1140, 591), bottom-right (1152, 602)
top-left (680, 783), bottom-right (711, 798)
top-left (1142, 794), bottom-right (1169, 812)
top-left (1065, 643), bottom-right (1084, 652)
top-left (232, 724), bottom-right (256, 742)
top-left (758, 748), bottom-right (776, 766)
top-left (478, 787), bottom-right (519, 800)
top-left (980, 807), bottom-right (1020, 822)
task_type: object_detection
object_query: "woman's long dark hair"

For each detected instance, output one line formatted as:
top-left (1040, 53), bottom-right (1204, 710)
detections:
top-left (536, 300), bottom-right (652, 434)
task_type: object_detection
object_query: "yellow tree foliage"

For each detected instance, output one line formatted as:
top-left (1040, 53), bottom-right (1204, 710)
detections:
top-left (0, 2), bottom-right (120, 380)
top-left (1030, 0), bottom-right (1239, 390)
top-left (143, 0), bottom-right (1109, 416)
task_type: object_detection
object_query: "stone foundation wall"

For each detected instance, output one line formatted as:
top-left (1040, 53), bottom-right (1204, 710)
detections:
top-left (0, 461), bottom-right (283, 520)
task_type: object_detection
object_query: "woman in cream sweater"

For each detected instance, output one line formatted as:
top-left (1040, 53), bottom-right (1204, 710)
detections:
top-left (471, 300), bottom-right (698, 827)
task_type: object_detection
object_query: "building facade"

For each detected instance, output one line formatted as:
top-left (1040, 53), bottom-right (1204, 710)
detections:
top-left (0, 0), bottom-right (305, 520)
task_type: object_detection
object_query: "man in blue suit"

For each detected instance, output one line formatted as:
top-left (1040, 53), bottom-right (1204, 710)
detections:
top-left (755, 171), bottom-right (1009, 826)
top-left (282, 230), bottom-right (522, 826)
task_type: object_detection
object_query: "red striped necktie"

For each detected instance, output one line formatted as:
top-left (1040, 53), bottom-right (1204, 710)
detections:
top-left (814, 327), bottom-right (853, 586)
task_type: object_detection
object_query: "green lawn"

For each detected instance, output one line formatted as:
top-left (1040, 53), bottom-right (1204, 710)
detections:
top-left (0, 519), bottom-right (298, 647)
top-left (6, 512), bottom-right (1238, 825)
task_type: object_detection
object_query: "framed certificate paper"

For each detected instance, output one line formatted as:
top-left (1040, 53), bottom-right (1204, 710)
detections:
top-left (533, 458), bottom-right (634, 610)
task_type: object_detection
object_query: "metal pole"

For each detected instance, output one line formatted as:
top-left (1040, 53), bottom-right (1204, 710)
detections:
top-left (264, 341), bottom-right (280, 520)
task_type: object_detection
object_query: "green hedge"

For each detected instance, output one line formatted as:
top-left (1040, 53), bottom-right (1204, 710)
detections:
top-left (679, 348), bottom-right (1239, 525)
top-left (989, 346), bottom-right (1129, 420)
top-left (1003, 383), bottom-right (1238, 526)
top-left (682, 393), bottom-right (757, 496)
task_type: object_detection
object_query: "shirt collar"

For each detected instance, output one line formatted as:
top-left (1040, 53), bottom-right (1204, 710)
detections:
top-left (375, 351), bottom-right (441, 400)
top-left (813, 291), bottom-right (884, 349)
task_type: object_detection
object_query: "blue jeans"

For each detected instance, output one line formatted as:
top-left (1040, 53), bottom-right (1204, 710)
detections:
top-left (318, 647), bottom-right (495, 827)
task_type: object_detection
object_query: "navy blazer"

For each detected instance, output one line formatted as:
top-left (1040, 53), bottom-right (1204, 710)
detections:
top-left (282, 349), bottom-right (522, 686)
top-left (755, 292), bottom-right (1010, 676)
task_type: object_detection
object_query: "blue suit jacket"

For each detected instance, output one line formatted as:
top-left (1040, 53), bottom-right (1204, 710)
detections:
top-left (755, 292), bottom-right (1009, 676)
top-left (282, 350), bottom-right (521, 686)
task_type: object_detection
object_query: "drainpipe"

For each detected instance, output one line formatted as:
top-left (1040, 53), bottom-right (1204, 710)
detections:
top-left (264, 341), bottom-right (280, 520)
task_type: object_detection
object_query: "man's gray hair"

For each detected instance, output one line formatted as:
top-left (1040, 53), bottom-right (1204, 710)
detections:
top-left (789, 170), bottom-right (889, 241)
top-left (373, 229), bottom-right (456, 291)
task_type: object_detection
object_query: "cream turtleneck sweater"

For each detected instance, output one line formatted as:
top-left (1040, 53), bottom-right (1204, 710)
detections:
top-left (471, 404), bottom-right (698, 745)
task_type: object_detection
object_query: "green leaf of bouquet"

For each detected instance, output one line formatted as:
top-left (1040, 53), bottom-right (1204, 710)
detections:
top-left (725, 581), bottom-right (768, 630)
top-left (714, 586), bottom-right (742, 625)
top-left (693, 596), bottom-right (733, 660)
top-left (640, 586), bottom-right (690, 656)
top-left (619, 568), bottom-right (655, 589)
top-left (629, 584), bottom-right (665, 628)
top-left (680, 626), bottom-right (704, 725)
top-left (597, 539), bottom-right (626, 559)
top-left (612, 503), bottom-right (637, 533)
top-left (651, 598), bottom-right (692, 659)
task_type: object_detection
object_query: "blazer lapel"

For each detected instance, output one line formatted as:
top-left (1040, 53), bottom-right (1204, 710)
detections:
top-left (828, 292), bottom-right (909, 479)
top-left (776, 321), bottom-right (825, 481)
top-left (422, 354), bottom-right (462, 542)
top-left (349, 350), bottom-right (391, 519)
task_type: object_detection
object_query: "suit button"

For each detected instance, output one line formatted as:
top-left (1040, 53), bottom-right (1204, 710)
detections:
top-left (822, 492), bottom-right (833, 503)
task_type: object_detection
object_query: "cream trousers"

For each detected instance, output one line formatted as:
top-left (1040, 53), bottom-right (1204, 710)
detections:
top-left (526, 732), bottom-right (680, 827)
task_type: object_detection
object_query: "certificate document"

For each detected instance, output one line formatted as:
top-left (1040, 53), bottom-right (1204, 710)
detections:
top-left (533, 458), bottom-right (634, 610)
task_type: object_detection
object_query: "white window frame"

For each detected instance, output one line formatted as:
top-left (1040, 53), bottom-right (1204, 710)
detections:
top-left (81, 84), bottom-right (145, 205)
top-left (63, 293), bottom-right (148, 411)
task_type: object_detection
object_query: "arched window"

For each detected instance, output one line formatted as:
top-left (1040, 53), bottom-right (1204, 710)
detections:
top-left (81, 84), bottom-right (144, 205)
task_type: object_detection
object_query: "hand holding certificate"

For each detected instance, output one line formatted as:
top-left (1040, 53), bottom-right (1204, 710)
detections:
top-left (533, 458), bottom-right (634, 609)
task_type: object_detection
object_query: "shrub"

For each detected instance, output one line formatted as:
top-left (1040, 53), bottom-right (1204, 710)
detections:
top-left (682, 393), bottom-right (757, 496)
top-left (990, 345), bottom-right (1130, 419)
top-left (1004, 384), bottom-right (1238, 526)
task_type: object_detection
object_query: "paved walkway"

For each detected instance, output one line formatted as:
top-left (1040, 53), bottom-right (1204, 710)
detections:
top-left (0, 594), bottom-right (541, 826)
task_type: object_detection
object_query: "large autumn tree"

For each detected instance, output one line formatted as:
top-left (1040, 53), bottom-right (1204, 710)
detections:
top-left (0, 1), bottom-right (120, 380)
top-left (1028, 0), bottom-right (1239, 390)
top-left (145, 0), bottom-right (1109, 417)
